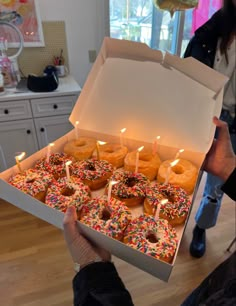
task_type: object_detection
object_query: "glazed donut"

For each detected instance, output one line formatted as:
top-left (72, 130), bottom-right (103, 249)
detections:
top-left (124, 214), bottom-right (178, 263)
top-left (157, 158), bottom-right (198, 194)
top-left (45, 176), bottom-right (91, 213)
top-left (64, 137), bottom-right (97, 161)
top-left (80, 196), bottom-right (132, 241)
top-left (8, 169), bottom-right (54, 202)
top-left (35, 153), bottom-right (74, 179)
top-left (144, 183), bottom-right (191, 226)
top-left (72, 159), bottom-right (113, 190)
top-left (93, 143), bottom-right (128, 168)
top-left (124, 150), bottom-right (161, 181)
top-left (108, 171), bottom-right (150, 207)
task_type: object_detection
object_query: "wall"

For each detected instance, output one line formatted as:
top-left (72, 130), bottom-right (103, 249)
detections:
top-left (38, 0), bottom-right (109, 87)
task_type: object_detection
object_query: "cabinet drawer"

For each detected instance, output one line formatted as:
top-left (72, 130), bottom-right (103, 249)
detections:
top-left (31, 95), bottom-right (77, 118)
top-left (0, 100), bottom-right (32, 122)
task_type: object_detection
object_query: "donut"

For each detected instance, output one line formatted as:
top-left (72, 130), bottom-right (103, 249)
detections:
top-left (124, 214), bottom-right (178, 263)
top-left (35, 153), bottom-right (74, 179)
top-left (64, 137), bottom-right (97, 161)
top-left (144, 183), bottom-right (191, 226)
top-left (45, 176), bottom-right (91, 213)
top-left (157, 158), bottom-right (198, 194)
top-left (8, 169), bottom-right (54, 202)
top-left (72, 159), bottom-right (113, 190)
top-left (80, 196), bottom-right (132, 241)
top-left (93, 143), bottom-right (128, 168)
top-left (124, 150), bottom-right (161, 181)
top-left (108, 171), bottom-right (150, 207)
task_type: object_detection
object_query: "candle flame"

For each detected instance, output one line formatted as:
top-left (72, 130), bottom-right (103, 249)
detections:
top-left (170, 159), bottom-right (179, 167)
top-left (156, 136), bottom-right (161, 140)
top-left (65, 161), bottom-right (72, 166)
top-left (75, 121), bottom-right (79, 125)
top-left (138, 146), bottom-right (144, 152)
top-left (49, 143), bottom-right (55, 147)
top-left (160, 199), bottom-right (168, 205)
top-left (15, 152), bottom-right (26, 161)
top-left (110, 180), bottom-right (119, 186)
top-left (179, 149), bottom-right (184, 153)
top-left (97, 141), bottom-right (107, 146)
top-left (120, 128), bottom-right (126, 134)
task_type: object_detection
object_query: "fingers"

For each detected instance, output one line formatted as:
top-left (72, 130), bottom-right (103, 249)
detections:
top-left (213, 116), bottom-right (230, 141)
top-left (63, 206), bottom-right (79, 244)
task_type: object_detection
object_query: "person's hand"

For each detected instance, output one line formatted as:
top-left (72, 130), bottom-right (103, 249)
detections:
top-left (204, 116), bottom-right (235, 181)
top-left (63, 206), bottom-right (111, 269)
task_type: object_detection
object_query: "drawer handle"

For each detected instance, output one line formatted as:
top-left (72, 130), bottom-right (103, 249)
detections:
top-left (53, 104), bottom-right (58, 109)
top-left (4, 109), bottom-right (9, 115)
top-left (40, 128), bottom-right (45, 132)
top-left (26, 130), bottom-right (31, 134)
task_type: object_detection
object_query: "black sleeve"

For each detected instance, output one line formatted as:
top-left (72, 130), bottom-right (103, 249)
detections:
top-left (73, 262), bottom-right (134, 306)
top-left (221, 168), bottom-right (236, 201)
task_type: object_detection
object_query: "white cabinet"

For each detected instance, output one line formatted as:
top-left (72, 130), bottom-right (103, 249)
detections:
top-left (0, 76), bottom-right (81, 172)
top-left (0, 119), bottom-right (38, 172)
top-left (35, 115), bottom-right (74, 149)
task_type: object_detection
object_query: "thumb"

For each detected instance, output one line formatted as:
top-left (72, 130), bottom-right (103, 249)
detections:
top-left (63, 206), bottom-right (80, 244)
top-left (213, 116), bottom-right (230, 142)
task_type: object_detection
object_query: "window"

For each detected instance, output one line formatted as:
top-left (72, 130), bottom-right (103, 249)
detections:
top-left (109, 0), bottom-right (221, 56)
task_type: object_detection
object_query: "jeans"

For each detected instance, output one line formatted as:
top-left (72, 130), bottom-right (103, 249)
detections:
top-left (195, 110), bottom-right (236, 229)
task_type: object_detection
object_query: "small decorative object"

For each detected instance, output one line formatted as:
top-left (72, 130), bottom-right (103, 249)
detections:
top-left (135, 146), bottom-right (144, 174)
top-left (153, 0), bottom-right (199, 16)
top-left (164, 159), bottom-right (179, 184)
top-left (15, 152), bottom-right (26, 173)
top-left (175, 148), bottom-right (184, 159)
top-left (155, 199), bottom-right (168, 220)
top-left (153, 136), bottom-right (161, 155)
top-left (46, 143), bottom-right (54, 163)
top-left (120, 128), bottom-right (126, 147)
top-left (65, 161), bottom-right (72, 182)
top-left (107, 180), bottom-right (118, 204)
top-left (75, 121), bottom-right (79, 140)
top-left (96, 141), bottom-right (107, 161)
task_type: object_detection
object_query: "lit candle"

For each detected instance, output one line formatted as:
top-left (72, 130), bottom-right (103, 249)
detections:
top-left (15, 152), bottom-right (26, 173)
top-left (135, 146), bottom-right (144, 173)
top-left (120, 128), bottom-right (126, 147)
top-left (75, 121), bottom-right (79, 140)
top-left (174, 148), bottom-right (184, 160)
top-left (107, 180), bottom-right (118, 204)
top-left (164, 159), bottom-right (179, 185)
top-left (65, 161), bottom-right (72, 182)
top-left (46, 143), bottom-right (55, 163)
top-left (155, 199), bottom-right (168, 221)
top-left (96, 141), bottom-right (107, 161)
top-left (152, 136), bottom-right (161, 155)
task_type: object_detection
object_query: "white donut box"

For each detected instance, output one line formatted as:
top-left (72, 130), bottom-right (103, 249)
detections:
top-left (0, 38), bottom-right (228, 282)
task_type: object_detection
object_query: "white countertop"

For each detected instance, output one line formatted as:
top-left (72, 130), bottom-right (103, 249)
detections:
top-left (0, 75), bottom-right (81, 102)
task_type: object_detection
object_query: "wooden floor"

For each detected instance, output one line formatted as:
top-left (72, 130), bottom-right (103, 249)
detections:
top-left (0, 174), bottom-right (235, 306)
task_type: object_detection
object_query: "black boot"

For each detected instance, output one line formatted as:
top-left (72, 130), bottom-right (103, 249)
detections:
top-left (190, 225), bottom-right (206, 258)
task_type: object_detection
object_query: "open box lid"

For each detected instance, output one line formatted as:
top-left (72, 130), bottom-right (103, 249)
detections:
top-left (70, 38), bottom-right (228, 153)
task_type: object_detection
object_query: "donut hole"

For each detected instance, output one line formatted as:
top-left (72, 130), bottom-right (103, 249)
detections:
top-left (61, 187), bottom-right (75, 197)
top-left (146, 232), bottom-right (158, 244)
top-left (125, 177), bottom-right (136, 187)
top-left (75, 140), bottom-right (86, 147)
top-left (172, 165), bottom-right (184, 175)
top-left (139, 153), bottom-right (152, 162)
top-left (104, 149), bottom-right (115, 153)
top-left (26, 178), bottom-right (35, 183)
top-left (54, 160), bottom-right (63, 165)
top-left (85, 163), bottom-right (96, 171)
top-left (101, 208), bottom-right (111, 221)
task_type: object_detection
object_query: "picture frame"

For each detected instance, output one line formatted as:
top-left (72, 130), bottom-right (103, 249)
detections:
top-left (0, 0), bottom-right (45, 47)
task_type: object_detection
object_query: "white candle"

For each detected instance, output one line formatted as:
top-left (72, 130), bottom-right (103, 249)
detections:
top-left (65, 161), bottom-right (72, 182)
top-left (120, 128), bottom-right (126, 147)
top-left (46, 143), bottom-right (55, 163)
top-left (174, 148), bottom-right (184, 160)
top-left (155, 199), bottom-right (168, 220)
top-left (96, 141), bottom-right (107, 161)
top-left (107, 180), bottom-right (118, 204)
top-left (15, 152), bottom-right (26, 173)
top-left (152, 136), bottom-right (161, 155)
top-left (164, 159), bottom-right (179, 185)
top-left (135, 146), bottom-right (144, 173)
top-left (75, 121), bottom-right (79, 140)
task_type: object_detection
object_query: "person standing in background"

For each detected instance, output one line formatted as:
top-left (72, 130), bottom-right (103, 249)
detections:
top-left (184, 0), bottom-right (236, 258)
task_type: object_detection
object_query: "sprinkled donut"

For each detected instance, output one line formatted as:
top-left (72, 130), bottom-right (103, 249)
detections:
top-left (45, 176), bottom-right (91, 213)
top-left (124, 214), bottom-right (178, 263)
top-left (8, 169), bottom-right (54, 202)
top-left (64, 137), bottom-right (97, 161)
top-left (144, 183), bottom-right (191, 226)
top-left (72, 159), bottom-right (113, 190)
top-left (80, 196), bottom-right (132, 241)
top-left (108, 171), bottom-right (150, 206)
top-left (35, 153), bottom-right (74, 179)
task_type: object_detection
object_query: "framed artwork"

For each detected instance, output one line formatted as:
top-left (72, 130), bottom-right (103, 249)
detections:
top-left (0, 0), bottom-right (44, 47)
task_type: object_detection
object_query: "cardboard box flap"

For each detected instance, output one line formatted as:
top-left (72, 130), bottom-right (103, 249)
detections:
top-left (70, 38), bottom-right (226, 153)
top-left (164, 52), bottom-right (229, 94)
